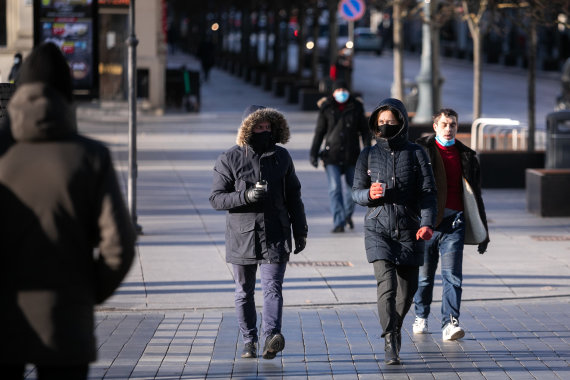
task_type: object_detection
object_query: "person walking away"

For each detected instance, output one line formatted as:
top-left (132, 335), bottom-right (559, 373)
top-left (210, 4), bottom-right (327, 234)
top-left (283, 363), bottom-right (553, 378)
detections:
top-left (197, 36), bottom-right (216, 82)
top-left (8, 53), bottom-right (22, 83)
top-left (0, 42), bottom-right (136, 380)
top-left (310, 80), bottom-right (371, 233)
top-left (352, 98), bottom-right (437, 365)
top-left (209, 105), bottom-right (308, 360)
top-left (412, 108), bottom-right (489, 341)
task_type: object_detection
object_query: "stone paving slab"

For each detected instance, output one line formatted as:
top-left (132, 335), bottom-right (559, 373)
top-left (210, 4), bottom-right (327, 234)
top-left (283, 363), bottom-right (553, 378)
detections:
top-left (21, 299), bottom-right (569, 379)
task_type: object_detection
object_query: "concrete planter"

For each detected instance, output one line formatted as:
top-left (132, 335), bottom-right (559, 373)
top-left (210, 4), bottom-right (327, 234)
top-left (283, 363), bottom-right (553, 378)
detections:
top-left (526, 169), bottom-right (570, 216)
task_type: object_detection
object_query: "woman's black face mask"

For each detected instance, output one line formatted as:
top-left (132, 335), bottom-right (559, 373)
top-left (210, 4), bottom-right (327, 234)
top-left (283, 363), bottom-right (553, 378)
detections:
top-left (249, 131), bottom-right (274, 152)
top-left (376, 124), bottom-right (400, 138)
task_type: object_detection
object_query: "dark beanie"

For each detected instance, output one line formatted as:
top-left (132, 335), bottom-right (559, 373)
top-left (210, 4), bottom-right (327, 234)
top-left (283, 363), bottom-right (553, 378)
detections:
top-left (17, 42), bottom-right (73, 102)
top-left (332, 80), bottom-right (349, 92)
top-left (242, 105), bottom-right (266, 121)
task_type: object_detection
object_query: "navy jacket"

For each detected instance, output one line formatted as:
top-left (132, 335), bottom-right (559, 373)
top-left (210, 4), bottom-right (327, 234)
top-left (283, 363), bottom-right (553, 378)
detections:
top-left (209, 107), bottom-right (307, 265)
top-left (352, 98), bottom-right (437, 265)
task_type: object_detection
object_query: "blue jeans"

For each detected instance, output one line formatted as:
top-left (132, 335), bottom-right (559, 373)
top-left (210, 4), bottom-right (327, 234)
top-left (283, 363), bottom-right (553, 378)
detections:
top-left (325, 164), bottom-right (355, 228)
top-left (414, 211), bottom-right (465, 328)
top-left (232, 263), bottom-right (287, 344)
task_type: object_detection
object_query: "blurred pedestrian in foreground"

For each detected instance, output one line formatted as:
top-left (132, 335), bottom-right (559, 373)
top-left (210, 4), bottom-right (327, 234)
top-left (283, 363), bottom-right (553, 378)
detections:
top-left (413, 108), bottom-right (489, 341)
top-left (210, 105), bottom-right (308, 360)
top-left (352, 98), bottom-right (436, 365)
top-left (0, 42), bottom-right (136, 380)
top-left (310, 80), bottom-right (371, 233)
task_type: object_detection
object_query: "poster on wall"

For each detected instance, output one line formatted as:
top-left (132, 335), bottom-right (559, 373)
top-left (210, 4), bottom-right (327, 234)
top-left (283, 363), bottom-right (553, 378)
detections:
top-left (34, 0), bottom-right (98, 98)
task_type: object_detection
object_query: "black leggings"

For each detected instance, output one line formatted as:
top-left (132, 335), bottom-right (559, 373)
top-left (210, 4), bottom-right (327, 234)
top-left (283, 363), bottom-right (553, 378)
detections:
top-left (373, 259), bottom-right (419, 337)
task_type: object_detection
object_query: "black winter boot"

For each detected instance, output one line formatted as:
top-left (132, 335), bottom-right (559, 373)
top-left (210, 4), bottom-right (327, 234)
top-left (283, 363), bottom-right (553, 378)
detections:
top-left (384, 333), bottom-right (400, 365)
top-left (395, 330), bottom-right (402, 354)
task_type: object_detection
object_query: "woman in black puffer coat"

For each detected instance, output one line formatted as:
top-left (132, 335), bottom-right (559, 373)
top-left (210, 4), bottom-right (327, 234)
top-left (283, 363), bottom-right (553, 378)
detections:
top-left (352, 98), bottom-right (437, 365)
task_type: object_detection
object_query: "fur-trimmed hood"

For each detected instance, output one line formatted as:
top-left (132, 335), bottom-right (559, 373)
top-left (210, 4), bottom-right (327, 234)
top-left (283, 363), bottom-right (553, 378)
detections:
top-left (236, 106), bottom-right (290, 147)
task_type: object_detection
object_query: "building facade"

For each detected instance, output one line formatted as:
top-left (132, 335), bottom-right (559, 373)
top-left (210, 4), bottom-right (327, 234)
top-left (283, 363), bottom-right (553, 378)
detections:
top-left (0, 0), bottom-right (166, 112)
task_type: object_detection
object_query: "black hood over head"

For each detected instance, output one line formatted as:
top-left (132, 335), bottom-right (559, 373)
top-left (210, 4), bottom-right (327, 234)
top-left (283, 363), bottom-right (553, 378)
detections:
top-left (368, 98), bottom-right (409, 148)
top-left (16, 42), bottom-right (73, 103)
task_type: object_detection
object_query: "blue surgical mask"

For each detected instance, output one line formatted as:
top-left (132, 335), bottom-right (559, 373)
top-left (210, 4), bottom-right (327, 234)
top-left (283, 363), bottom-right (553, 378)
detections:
top-left (436, 135), bottom-right (455, 147)
top-left (333, 90), bottom-right (349, 104)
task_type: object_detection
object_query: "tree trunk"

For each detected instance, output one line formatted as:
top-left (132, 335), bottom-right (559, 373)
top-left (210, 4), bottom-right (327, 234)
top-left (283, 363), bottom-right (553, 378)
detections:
top-left (527, 19), bottom-right (537, 152)
top-left (392, 0), bottom-right (404, 101)
top-left (328, 0), bottom-right (338, 76)
top-left (297, 7), bottom-right (306, 77)
top-left (472, 26), bottom-right (482, 120)
top-left (311, 7), bottom-right (320, 85)
top-left (272, 9), bottom-right (281, 75)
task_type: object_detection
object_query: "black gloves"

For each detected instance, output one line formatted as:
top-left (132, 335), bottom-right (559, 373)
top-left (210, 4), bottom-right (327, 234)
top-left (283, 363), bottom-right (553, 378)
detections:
top-left (477, 241), bottom-right (488, 254)
top-left (293, 236), bottom-right (306, 254)
top-left (310, 156), bottom-right (318, 168)
top-left (245, 187), bottom-right (267, 204)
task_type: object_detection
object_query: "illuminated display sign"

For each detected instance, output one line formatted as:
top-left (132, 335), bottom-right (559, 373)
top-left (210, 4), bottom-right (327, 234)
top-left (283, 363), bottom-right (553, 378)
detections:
top-left (34, 0), bottom-right (98, 98)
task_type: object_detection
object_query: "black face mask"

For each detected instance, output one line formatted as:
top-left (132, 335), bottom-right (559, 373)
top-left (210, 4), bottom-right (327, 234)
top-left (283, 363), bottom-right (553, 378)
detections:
top-left (249, 131), bottom-right (274, 153)
top-left (376, 124), bottom-right (400, 138)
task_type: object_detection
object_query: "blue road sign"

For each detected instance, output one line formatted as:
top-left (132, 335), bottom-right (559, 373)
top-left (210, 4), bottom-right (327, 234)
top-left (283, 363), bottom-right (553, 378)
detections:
top-left (339, 0), bottom-right (366, 22)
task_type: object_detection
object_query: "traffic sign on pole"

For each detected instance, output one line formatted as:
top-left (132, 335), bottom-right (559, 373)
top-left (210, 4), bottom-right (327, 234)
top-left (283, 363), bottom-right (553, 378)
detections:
top-left (338, 0), bottom-right (366, 22)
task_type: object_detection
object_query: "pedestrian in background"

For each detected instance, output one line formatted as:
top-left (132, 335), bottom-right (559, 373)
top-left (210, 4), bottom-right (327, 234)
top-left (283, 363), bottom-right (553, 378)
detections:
top-left (310, 80), bottom-right (371, 233)
top-left (352, 98), bottom-right (437, 365)
top-left (8, 52), bottom-right (22, 83)
top-left (329, 48), bottom-right (353, 91)
top-left (0, 42), bottom-right (136, 380)
top-left (209, 105), bottom-right (308, 360)
top-left (412, 108), bottom-right (489, 341)
top-left (197, 35), bottom-right (216, 82)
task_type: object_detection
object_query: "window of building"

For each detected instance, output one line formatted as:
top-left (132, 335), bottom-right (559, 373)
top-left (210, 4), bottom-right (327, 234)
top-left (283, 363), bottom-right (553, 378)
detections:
top-left (0, 0), bottom-right (6, 46)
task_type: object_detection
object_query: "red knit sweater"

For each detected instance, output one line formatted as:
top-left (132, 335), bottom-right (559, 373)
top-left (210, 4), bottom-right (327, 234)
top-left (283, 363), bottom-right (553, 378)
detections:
top-left (435, 140), bottom-right (464, 211)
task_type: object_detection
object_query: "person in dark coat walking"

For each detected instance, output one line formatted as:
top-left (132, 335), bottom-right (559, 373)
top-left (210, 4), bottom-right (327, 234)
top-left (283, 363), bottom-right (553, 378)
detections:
top-left (0, 43), bottom-right (136, 379)
top-left (310, 80), bottom-right (371, 233)
top-left (209, 105), bottom-right (308, 360)
top-left (352, 98), bottom-right (437, 365)
top-left (412, 108), bottom-right (489, 341)
top-left (8, 52), bottom-right (22, 83)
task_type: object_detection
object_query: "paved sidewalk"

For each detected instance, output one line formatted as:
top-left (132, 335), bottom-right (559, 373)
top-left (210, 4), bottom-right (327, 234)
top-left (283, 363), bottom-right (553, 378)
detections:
top-left (24, 52), bottom-right (570, 379)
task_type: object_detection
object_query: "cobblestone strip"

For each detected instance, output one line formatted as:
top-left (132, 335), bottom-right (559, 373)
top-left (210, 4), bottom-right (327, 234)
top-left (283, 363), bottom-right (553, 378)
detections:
top-left (181, 313), bottom-right (221, 379)
top-left (464, 305), bottom-right (529, 379)
top-left (339, 309), bottom-right (383, 379)
top-left (299, 310), bottom-right (333, 379)
top-left (320, 310), bottom-right (358, 379)
top-left (96, 314), bottom-right (163, 379)
top-left (281, 311), bottom-right (307, 379)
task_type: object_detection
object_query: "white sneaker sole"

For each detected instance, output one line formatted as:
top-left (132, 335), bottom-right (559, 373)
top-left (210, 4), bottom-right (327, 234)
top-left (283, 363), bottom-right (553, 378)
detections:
top-left (443, 329), bottom-right (465, 341)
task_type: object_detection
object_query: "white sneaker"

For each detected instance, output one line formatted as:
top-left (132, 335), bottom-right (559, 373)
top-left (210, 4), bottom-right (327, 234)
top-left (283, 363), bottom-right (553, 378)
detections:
top-left (412, 316), bottom-right (428, 334)
top-left (442, 316), bottom-right (465, 341)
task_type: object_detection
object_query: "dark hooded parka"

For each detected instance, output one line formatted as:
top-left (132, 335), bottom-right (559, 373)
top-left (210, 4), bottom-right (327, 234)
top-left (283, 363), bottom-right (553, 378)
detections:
top-left (0, 43), bottom-right (136, 366)
top-left (209, 106), bottom-right (308, 265)
top-left (352, 98), bottom-right (437, 266)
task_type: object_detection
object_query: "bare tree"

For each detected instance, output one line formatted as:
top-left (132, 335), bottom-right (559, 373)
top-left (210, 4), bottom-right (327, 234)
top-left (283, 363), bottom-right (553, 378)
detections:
top-left (369, 0), bottom-right (419, 102)
top-left (460, 0), bottom-right (489, 121)
top-left (496, 0), bottom-right (570, 151)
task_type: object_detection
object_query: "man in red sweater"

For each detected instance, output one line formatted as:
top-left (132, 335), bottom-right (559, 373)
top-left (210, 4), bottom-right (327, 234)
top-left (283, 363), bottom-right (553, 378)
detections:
top-left (412, 108), bottom-right (490, 341)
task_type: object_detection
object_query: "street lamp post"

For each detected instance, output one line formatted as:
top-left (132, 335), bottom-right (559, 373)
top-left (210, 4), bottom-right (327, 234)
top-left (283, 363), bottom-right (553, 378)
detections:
top-left (127, 0), bottom-right (141, 233)
top-left (414, 0), bottom-right (442, 123)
